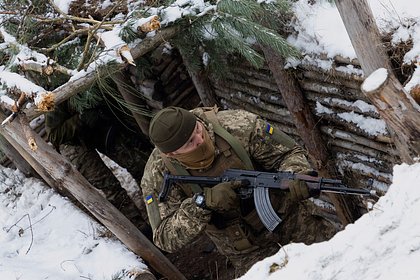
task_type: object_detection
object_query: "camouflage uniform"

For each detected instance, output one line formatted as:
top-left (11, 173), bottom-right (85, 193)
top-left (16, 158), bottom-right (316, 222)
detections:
top-left (141, 108), bottom-right (337, 275)
top-left (46, 102), bottom-right (152, 237)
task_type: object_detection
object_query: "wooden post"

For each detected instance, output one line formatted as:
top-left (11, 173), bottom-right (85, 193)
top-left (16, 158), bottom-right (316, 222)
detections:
top-left (111, 71), bottom-right (151, 136)
top-left (335, 0), bottom-right (420, 163)
top-left (178, 50), bottom-right (218, 107)
top-left (361, 68), bottom-right (420, 162)
top-left (335, 0), bottom-right (392, 76)
top-left (261, 45), bottom-right (361, 225)
top-left (0, 113), bottom-right (186, 280)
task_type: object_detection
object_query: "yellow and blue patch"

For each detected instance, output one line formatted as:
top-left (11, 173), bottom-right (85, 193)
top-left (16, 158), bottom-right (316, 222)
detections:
top-left (265, 123), bottom-right (274, 135)
top-left (146, 194), bottom-right (154, 205)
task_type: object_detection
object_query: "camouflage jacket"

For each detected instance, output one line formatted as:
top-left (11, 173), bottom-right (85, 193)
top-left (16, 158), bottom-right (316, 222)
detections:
top-left (140, 108), bottom-right (312, 253)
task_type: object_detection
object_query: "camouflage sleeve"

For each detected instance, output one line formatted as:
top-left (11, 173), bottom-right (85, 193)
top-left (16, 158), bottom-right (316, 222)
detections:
top-left (248, 117), bottom-right (312, 173)
top-left (45, 107), bottom-right (81, 148)
top-left (140, 149), bottom-right (212, 253)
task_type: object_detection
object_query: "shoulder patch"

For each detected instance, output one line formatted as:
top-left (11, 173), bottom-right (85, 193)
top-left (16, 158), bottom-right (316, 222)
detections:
top-left (146, 194), bottom-right (154, 204)
top-left (265, 123), bottom-right (274, 135)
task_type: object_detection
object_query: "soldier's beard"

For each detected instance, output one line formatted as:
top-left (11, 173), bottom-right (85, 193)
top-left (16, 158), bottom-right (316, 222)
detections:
top-left (170, 128), bottom-right (215, 169)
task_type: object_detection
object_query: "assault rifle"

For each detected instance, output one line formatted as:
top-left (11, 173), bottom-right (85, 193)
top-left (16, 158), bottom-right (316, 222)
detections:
top-left (158, 169), bottom-right (376, 232)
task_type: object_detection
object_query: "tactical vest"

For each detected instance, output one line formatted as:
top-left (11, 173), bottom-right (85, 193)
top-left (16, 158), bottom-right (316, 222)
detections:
top-left (162, 108), bottom-right (267, 251)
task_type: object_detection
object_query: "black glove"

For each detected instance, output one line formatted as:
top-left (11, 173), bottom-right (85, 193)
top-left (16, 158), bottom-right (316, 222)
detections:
top-left (203, 181), bottom-right (244, 211)
top-left (288, 179), bottom-right (311, 201)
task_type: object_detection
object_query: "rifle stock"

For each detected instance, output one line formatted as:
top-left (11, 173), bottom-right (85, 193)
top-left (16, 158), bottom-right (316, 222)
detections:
top-left (159, 169), bottom-right (375, 231)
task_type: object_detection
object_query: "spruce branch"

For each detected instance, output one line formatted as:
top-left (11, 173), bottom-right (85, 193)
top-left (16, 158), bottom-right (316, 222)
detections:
top-left (77, 0), bottom-right (125, 71)
top-left (47, 0), bottom-right (124, 25)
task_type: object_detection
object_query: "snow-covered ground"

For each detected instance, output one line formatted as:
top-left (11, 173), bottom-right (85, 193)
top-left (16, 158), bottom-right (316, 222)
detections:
top-left (240, 162), bottom-right (420, 280)
top-left (1, 161), bottom-right (420, 279)
top-left (1, 0), bottom-right (420, 279)
top-left (0, 166), bottom-right (147, 280)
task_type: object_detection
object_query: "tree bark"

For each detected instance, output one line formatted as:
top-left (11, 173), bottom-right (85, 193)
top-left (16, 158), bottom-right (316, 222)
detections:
top-left (261, 45), bottom-right (361, 225)
top-left (361, 69), bottom-right (420, 162)
top-left (335, 0), bottom-right (420, 163)
top-left (335, 0), bottom-right (392, 76)
top-left (0, 113), bottom-right (186, 280)
top-left (111, 71), bottom-right (151, 136)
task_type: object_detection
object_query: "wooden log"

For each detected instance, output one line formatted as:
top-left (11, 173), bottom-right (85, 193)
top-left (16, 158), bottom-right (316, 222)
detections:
top-left (305, 91), bottom-right (380, 119)
top-left (171, 85), bottom-right (196, 107)
top-left (335, 157), bottom-right (392, 185)
top-left (328, 137), bottom-right (395, 162)
top-left (335, 0), bottom-right (393, 76)
top-left (213, 78), bottom-right (285, 106)
top-left (313, 106), bottom-right (390, 142)
top-left (334, 150), bottom-right (394, 174)
top-left (320, 126), bottom-right (395, 154)
top-left (300, 67), bottom-right (364, 90)
top-left (298, 61), bottom-right (365, 83)
top-left (0, 134), bottom-right (36, 176)
top-left (160, 56), bottom-right (182, 84)
top-left (229, 64), bottom-right (275, 84)
top-left (223, 70), bottom-right (280, 92)
top-left (110, 71), bottom-right (151, 136)
top-left (299, 78), bottom-right (366, 102)
top-left (335, 1), bottom-right (420, 163)
top-left (25, 26), bottom-right (180, 119)
top-left (333, 55), bottom-right (360, 67)
top-left (214, 89), bottom-right (294, 124)
top-left (0, 114), bottom-right (186, 280)
top-left (262, 45), bottom-right (362, 225)
top-left (361, 68), bottom-right (420, 163)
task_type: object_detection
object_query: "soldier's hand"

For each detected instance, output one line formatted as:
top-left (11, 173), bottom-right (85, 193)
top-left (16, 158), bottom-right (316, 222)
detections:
top-left (203, 181), bottom-right (243, 212)
top-left (288, 179), bottom-right (311, 201)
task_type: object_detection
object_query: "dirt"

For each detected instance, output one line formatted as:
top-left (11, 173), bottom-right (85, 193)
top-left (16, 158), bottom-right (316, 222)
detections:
top-left (165, 235), bottom-right (237, 280)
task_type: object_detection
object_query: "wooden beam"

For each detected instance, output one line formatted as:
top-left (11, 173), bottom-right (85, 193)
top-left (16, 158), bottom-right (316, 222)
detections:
top-left (261, 45), bottom-right (362, 225)
top-left (361, 69), bottom-right (420, 162)
top-left (335, 0), bottom-right (393, 76)
top-left (25, 26), bottom-right (180, 119)
top-left (0, 113), bottom-right (186, 280)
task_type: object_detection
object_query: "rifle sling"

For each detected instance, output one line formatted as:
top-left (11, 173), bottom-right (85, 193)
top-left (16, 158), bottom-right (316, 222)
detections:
top-left (204, 109), bottom-right (253, 171)
top-left (162, 108), bottom-right (254, 197)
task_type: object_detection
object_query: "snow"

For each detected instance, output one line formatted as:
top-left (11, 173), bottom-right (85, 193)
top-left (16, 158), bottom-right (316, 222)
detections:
top-left (361, 68), bottom-right (389, 92)
top-left (239, 163), bottom-right (420, 280)
top-left (1, 0), bottom-right (420, 279)
top-left (0, 167), bottom-right (146, 280)
top-left (53, 0), bottom-right (73, 14)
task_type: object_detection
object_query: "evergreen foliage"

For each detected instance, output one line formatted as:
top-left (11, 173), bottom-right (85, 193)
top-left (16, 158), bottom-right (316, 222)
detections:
top-left (171, 0), bottom-right (300, 77)
top-left (0, 0), bottom-right (300, 120)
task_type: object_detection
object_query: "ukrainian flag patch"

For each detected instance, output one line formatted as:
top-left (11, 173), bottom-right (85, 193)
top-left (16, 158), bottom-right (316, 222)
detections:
top-left (265, 123), bottom-right (274, 135)
top-left (146, 194), bottom-right (154, 205)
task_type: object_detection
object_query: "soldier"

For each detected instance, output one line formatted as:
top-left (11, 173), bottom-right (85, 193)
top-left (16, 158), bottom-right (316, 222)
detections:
top-left (45, 101), bottom-right (153, 239)
top-left (141, 106), bottom-right (337, 276)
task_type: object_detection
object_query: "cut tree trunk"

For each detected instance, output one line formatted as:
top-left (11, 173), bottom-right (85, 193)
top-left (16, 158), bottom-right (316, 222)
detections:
top-left (261, 45), bottom-right (362, 225)
top-left (335, 0), bottom-right (420, 163)
top-left (361, 69), bottom-right (420, 162)
top-left (0, 112), bottom-right (186, 280)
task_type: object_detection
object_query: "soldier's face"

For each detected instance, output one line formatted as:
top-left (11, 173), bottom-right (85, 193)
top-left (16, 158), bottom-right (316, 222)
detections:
top-left (169, 121), bottom-right (204, 155)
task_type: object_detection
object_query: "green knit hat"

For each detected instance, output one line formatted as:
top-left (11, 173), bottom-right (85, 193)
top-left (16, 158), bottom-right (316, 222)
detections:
top-left (149, 107), bottom-right (197, 153)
